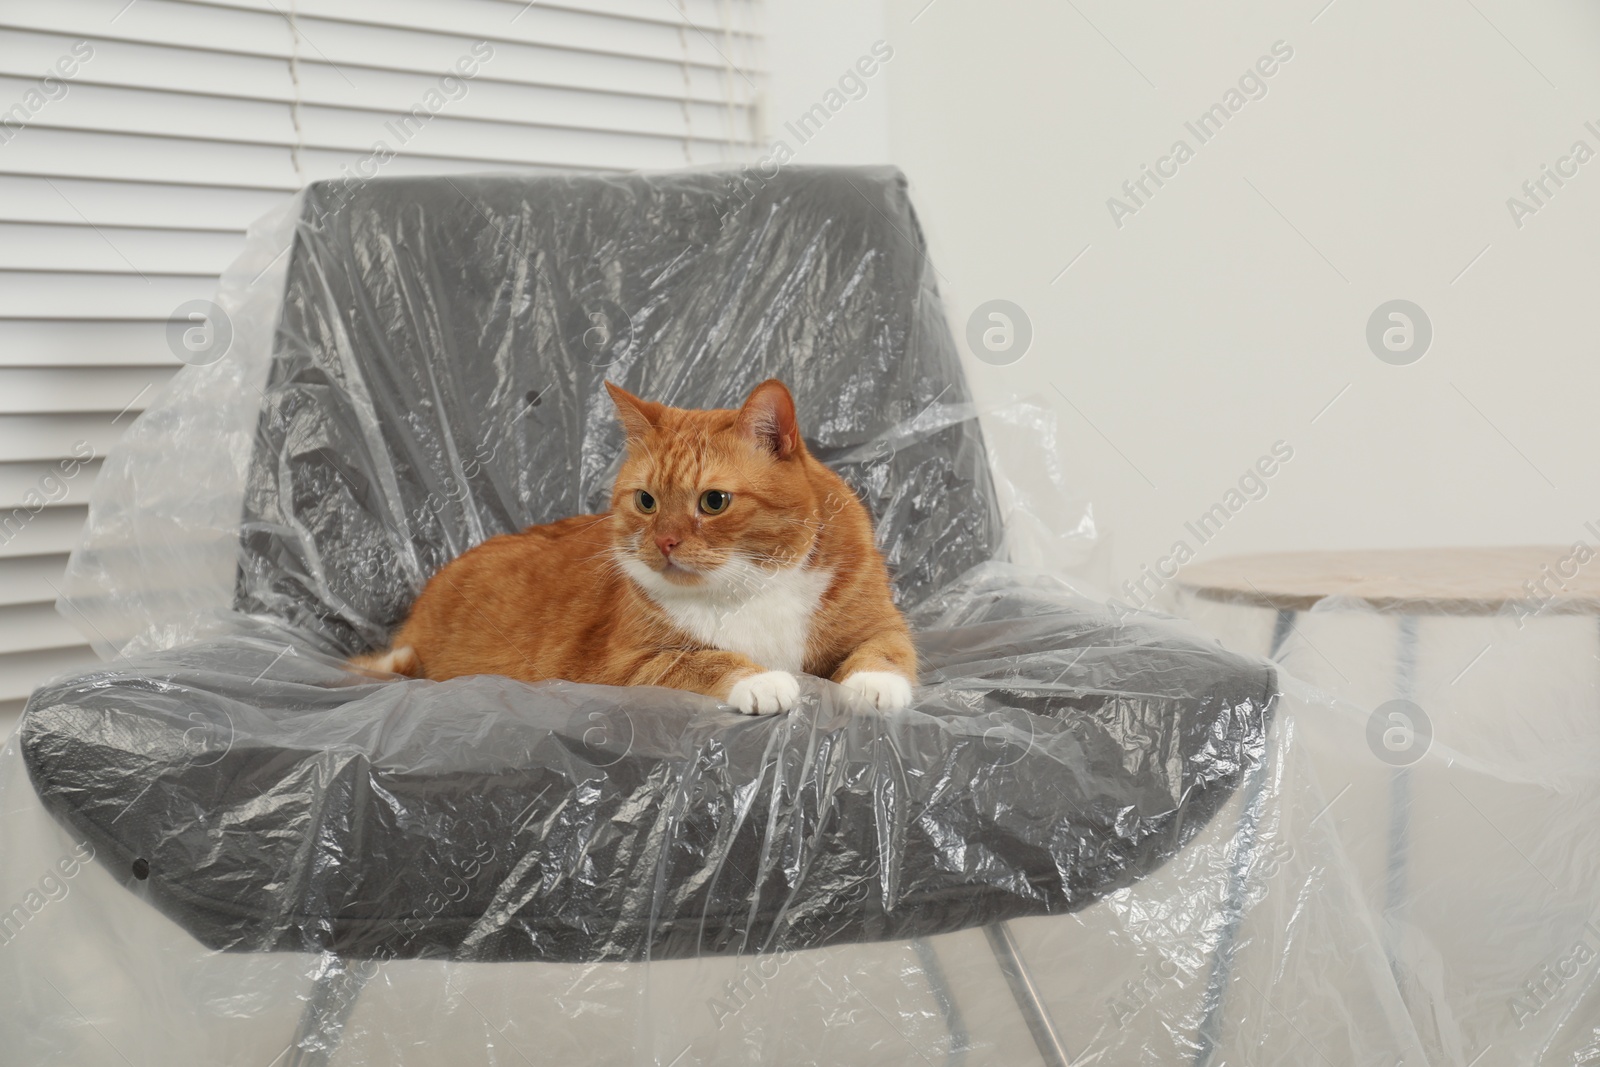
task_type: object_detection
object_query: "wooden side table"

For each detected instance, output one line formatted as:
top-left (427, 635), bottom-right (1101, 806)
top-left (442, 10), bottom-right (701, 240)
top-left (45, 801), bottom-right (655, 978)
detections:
top-left (1174, 547), bottom-right (1600, 1066)
top-left (1175, 546), bottom-right (1600, 619)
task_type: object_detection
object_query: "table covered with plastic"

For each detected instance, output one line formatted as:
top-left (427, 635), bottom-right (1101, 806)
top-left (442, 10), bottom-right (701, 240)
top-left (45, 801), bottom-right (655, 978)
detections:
top-left (0, 167), bottom-right (1584, 1066)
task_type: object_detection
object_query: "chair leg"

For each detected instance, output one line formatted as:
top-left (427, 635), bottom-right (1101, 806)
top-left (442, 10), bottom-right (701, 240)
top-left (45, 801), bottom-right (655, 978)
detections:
top-left (284, 955), bottom-right (373, 1067)
top-left (983, 921), bottom-right (1072, 1067)
top-left (1191, 607), bottom-right (1295, 1067)
top-left (1383, 613), bottom-right (1419, 977)
top-left (911, 936), bottom-right (970, 1066)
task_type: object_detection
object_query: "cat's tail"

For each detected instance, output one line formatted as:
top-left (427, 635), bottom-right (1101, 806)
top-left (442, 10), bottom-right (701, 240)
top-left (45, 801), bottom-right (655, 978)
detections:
top-left (348, 645), bottom-right (421, 677)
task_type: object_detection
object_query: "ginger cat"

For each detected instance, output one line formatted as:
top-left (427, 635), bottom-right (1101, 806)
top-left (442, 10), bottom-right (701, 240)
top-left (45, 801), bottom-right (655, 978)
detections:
top-left (352, 379), bottom-right (917, 714)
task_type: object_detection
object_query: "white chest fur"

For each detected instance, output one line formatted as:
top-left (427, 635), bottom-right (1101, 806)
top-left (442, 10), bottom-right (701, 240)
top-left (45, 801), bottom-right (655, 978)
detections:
top-left (621, 557), bottom-right (832, 674)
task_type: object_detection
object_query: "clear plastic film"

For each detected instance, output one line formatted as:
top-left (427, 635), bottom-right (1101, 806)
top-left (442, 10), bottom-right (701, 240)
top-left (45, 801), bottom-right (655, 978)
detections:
top-left (1177, 570), bottom-right (1600, 1067)
top-left (0, 167), bottom-right (1432, 1064)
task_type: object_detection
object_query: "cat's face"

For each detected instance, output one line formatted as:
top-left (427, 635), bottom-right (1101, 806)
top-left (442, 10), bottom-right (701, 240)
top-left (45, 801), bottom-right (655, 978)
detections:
top-left (607, 380), bottom-right (818, 589)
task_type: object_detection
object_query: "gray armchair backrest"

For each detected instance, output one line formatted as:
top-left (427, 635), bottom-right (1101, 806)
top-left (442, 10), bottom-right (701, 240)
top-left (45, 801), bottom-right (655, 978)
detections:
top-left (233, 167), bottom-right (1001, 653)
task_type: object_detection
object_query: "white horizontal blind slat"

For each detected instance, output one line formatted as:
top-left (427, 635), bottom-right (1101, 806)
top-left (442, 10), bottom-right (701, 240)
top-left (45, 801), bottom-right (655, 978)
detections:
top-left (0, 222), bottom-right (244, 274)
top-left (0, 367), bottom-right (179, 414)
top-left (0, 272), bottom-right (221, 320)
top-left (0, 647), bottom-right (102, 702)
top-left (2, 127), bottom-right (301, 190)
top-left (0, 0), bottom-right (762, 709)
top-left (0, 415), bottom-right (139, 463)
top-left (0, 174), bottom-right (285, 230)
top-left (0, 505), bottom-right (89, 559)
top-left (0, 555), bottom-right (75, 608)
top-left (0, 601), bottom-right (87, 655)
top-left (0, 462), bottom-right (103, 508)
top-left (0, 321), bottom-right (188, 367)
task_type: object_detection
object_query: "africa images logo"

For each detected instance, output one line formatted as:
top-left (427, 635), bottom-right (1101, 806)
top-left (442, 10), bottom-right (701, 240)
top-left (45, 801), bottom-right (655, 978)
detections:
top-left (966, 300), bottom-right (1033, 366)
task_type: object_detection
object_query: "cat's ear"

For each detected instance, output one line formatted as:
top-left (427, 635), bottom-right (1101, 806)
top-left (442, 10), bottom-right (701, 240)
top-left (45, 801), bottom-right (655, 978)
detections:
top-left (736, 379), bottom-right (801, 460)
top-left (605, 381), bottom-right (663, 444)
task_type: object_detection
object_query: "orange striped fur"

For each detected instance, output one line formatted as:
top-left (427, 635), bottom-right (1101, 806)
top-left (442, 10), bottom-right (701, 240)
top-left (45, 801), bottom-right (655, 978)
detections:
top-left (350, 379), bottom-right (916, 714)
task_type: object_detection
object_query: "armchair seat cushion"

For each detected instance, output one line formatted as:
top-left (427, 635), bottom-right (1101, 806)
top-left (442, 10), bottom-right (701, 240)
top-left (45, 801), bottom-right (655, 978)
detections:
top-left (22, 565), bottom-right (1272, 963)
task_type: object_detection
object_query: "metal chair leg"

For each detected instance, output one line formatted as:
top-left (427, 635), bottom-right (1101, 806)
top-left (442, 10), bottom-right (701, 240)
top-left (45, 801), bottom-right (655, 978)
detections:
top-left (284, 955), bottom-right (373, 1067)
top-left (1190, 747), bottom-right (1271, 1067)
top-left (984, 921), bottom-right (1072, 1067)
top-left (911, 936), bottom-right (971, 1066)
top-left (1192, 607), bottom-right (1295, 1067)
top-left (1383, 613), bottom-right (1419, 975)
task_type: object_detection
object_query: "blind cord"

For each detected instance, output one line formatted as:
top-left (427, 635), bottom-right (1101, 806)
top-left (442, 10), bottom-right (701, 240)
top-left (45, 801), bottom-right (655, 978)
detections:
top-left (675, 0), bottom-right (693, 164)
top-left (285, 0), bottom-right (306, 184)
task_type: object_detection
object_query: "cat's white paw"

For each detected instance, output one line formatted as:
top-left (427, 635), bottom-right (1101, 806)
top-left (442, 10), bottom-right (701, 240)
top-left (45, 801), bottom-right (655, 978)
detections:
top-left (727, 670), bottom-right (800, 715)
top-left (841, 671), bottom-right (914, 711)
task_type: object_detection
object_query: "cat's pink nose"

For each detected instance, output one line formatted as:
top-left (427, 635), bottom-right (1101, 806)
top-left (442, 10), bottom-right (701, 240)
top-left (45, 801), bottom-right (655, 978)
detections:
top-left (655, 533), bottom-right (679, 556)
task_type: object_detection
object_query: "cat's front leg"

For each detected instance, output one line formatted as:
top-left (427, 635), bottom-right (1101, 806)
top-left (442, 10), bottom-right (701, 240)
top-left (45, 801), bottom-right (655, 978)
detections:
top-left (832, 632), bottom-right (918, 711)
top-left (627, 648), bottom-right (799, 716)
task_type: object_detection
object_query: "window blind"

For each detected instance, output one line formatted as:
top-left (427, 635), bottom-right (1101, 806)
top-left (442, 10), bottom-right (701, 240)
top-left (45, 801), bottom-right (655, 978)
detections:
top-left (0, 0), bottom-right (763, 718)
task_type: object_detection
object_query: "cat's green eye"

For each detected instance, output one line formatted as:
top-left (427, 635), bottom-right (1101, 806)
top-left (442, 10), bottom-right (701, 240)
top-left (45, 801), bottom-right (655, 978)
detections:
top-left (698, 489), bottom-right (731, 515)
top-left (635, 490), bottom-right (657, 514)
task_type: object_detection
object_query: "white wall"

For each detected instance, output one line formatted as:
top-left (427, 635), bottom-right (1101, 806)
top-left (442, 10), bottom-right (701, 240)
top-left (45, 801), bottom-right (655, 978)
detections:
top-left (761, 0), bottom-right (892, 165)
top-left (768, 0), bottom-right (1600, 598)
